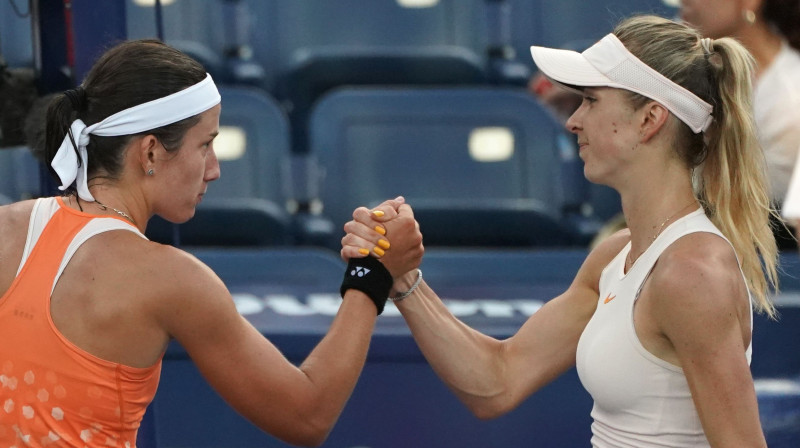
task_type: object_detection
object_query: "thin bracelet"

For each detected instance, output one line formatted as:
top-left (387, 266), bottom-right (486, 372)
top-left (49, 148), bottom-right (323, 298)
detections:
top-left (388, 269), bottom-right (422, 302)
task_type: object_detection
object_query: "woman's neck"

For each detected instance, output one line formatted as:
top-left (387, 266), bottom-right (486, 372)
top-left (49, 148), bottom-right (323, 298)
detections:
top-left (619, 166), bottom-right (698, 270)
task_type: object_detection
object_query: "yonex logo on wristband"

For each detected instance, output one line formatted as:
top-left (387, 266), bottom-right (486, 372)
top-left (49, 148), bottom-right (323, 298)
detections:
top-left (350, 267), bottom-right (371, 277)
top-left (341, 258), bottom-right (392, 315)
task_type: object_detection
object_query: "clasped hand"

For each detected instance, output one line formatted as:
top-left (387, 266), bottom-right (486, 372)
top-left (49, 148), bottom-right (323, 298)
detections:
top-left (340, 196), bottom-right (424, 282)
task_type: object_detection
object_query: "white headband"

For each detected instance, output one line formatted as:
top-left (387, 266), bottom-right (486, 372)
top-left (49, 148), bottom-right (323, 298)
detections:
top-left (51, 73), bottom-right (221, 201)
top-left (530, 34), bottom-right (713, 133)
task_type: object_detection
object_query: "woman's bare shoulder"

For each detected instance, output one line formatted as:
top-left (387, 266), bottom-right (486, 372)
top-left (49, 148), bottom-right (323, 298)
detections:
top-left (0, 198), bottom-right (37, 223)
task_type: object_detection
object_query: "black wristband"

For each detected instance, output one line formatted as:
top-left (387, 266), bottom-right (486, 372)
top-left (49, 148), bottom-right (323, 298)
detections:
top-left (340, 256), bottom-right (393, 315)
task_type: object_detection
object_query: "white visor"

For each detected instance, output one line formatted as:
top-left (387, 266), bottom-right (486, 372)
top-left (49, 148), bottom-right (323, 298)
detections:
top-left (51, 73), bottom-right (221, 202)
top-left (530, 34), bottom-right (713, 134)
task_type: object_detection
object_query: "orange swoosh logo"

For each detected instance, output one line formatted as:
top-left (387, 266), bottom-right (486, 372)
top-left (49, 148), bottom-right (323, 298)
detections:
top-left (603, 293), bottom-right (616, 304)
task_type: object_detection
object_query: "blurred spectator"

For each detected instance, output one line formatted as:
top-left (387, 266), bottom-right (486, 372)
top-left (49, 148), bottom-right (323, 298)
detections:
top-left (528, 73), bottom-right (583, 126)
top-left (780, 143), bottom-right (800, 249)
top-left (681, 0), bottom-right (800, 249)
top-left (526, 40), bottom-right (590, 126)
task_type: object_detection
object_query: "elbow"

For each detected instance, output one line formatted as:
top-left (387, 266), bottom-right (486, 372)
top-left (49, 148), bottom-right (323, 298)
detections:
top-left (300, 418), bottom-right (334, 447)
top-left (276, 419), bottom-right (332, 447)
top-left (291, 432), bottom-right (329, 448)
top-left (469, 404), bottom-right (508, 421)
top-left (471, 407), bottom-right (501, 421)
top-left (463, 396), bottom-right (514, 421)
top-left (257, 402), bottom-right (336, 447)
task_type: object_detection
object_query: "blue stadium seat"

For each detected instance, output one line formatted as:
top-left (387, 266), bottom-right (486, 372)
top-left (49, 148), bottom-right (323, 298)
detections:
top-left (259, 0), bottom-right (489, 154)
top-left (126, 0), bottom-right (266, 87)
top-left (0, 146), bottom-right (41, 201)
top-left (206, 86), bottom-right (291, 205)
top-left (0, 1), bottom-right (33, 67)
top-left (278, 46), bottom-right (487, 155)
top-left (309, 87), bottom-right (576, 247)
top-left (145, 198), bottom-right (293, 247)
top-left (412, 198), bottom-right (566, 247)
top-left (505, 0), bottom-right (678, 74)
top-left (257, 0), bottom-right (486, 80)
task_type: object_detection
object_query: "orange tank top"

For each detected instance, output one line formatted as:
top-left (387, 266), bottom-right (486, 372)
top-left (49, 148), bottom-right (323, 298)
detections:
top-left (0, 197), bottom-right (161, 448)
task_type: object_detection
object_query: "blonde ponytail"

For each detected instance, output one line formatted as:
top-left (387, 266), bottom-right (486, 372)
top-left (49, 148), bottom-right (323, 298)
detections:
top-left (697, 37), bottom-right (778, 318)
top-left (614, 16), bottom-right (778, 317)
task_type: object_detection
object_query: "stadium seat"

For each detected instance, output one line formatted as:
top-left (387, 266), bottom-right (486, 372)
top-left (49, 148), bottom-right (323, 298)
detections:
top-left (145, 198), bottom-right (293, 247)
top-left (205, 86), bottom-right (291, 205)
top-left (0, 146), bottom-right (41, 201)
top-left (262, 0), bottom-right (488, 152)
top-left (309, 86), bottom-right (576, 247)
top-left (412, 198), bottom-right (569, 247)
top-left (260, 0), bottom-right (486, 74)
top-left (278, 46), bottom-right (487, 155)
top-left (505, 0), bottom-right (678, 75)
top-left (0, 2), bottom-right (33, 67)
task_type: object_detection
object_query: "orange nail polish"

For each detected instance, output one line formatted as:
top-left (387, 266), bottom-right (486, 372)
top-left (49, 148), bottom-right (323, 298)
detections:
top-left (378, 239), bottom-right (390, 250)
top-left (373, 247), bottom-right (385, 257)
top-left (372, 210), bottom-right (385, 217)
top-left (358, 248), bottom-right (369, 255)
top-left (375, 225), bottom-right (386, 235)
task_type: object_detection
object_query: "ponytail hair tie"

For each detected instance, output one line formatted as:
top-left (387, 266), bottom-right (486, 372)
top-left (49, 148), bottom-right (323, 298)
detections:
top-left (700, 37), bottom-right (714, 56)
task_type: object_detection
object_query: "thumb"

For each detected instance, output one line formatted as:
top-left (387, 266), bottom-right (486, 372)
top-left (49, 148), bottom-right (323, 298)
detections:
top-left (385, 196), bottom-right (405, 211)
top-left (396, 203), bottom-right (415, 219)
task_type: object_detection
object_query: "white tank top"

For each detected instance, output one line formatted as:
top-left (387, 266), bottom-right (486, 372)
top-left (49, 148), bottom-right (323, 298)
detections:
top-left (575, 209), bottom-right (752, 447)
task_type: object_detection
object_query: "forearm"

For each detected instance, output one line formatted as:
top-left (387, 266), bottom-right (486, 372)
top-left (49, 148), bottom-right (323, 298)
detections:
top-left (689, 366), bottom-right (767, 448)
top-left (297, 291), bottom-right (377, 436)
top-left (395, 278), bottom-right (511, 417)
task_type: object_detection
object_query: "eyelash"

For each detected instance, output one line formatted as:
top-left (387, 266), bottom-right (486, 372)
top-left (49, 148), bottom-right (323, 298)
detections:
top-left (583, 96), bottom-right (597, 104)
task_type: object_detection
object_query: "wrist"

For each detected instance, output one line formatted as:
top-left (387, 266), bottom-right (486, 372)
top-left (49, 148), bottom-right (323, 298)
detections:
top-left (388, 269), bottom-right (422, 303)
top-left (340, 256), bottom-right (392, 315)
top-left (390, 269), bottom-right (418, 295)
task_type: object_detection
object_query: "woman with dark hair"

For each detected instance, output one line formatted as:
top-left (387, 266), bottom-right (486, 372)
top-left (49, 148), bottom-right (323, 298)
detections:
top-left (0, 39), bottom-right (421, 447)
top-left (681, 0), bottom-right (800, 248)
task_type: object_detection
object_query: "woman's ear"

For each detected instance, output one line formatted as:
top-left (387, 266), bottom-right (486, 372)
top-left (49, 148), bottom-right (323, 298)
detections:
top-left (639, 101), bottom-right (670, 143)
top-left (136, 134), bottom-right (161, 175)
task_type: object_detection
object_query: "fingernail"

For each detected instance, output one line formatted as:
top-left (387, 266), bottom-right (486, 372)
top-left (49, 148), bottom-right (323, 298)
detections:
top-left (374, 225), bottom-right (386, 235)
top-left (373, 247), bottom-right (385, 257)
top-left (378, 239), bottom-right (390, 250)
top-left (371, 210), bottom-right (385, 217)
top-left (358, 248), bottom-right (370, 255)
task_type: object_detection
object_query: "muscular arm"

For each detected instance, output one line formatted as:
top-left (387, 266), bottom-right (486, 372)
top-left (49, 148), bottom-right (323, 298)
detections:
top-left (151, 249), bottom-right (378, 447)
top-left (648, 235), bottom-right (766, 447)
top-left (391, 232), bottom-right (627, 419)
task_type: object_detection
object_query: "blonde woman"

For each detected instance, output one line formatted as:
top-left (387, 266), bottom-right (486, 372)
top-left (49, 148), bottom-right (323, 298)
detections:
top-left (343, 15), bottom-right (778, 447)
